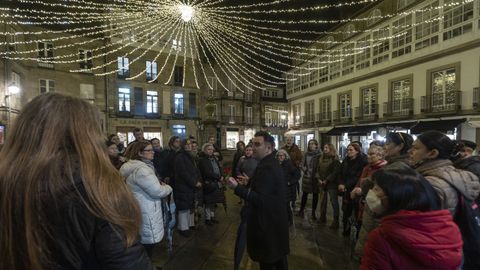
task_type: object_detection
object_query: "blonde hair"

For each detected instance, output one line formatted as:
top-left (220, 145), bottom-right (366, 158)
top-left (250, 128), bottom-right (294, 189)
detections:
top-left (0, 93), bottom-right (141, 270)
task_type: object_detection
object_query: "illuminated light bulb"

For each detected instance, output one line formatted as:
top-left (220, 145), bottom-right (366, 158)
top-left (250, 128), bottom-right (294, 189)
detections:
top-left (179, 4), bottom-right (194, 22)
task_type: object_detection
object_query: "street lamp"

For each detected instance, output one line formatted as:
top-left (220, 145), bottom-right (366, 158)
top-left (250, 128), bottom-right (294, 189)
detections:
top-left (5, 82), bottom-right (20, 132)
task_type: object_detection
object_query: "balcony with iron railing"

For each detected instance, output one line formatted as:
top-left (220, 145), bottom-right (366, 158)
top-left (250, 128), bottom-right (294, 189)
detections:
top-left (301, 114), bottom-right (316, 127)
top-left (355, 104), bottom-right (379, 122)
top-left (421, 91), bottom-right (461, 115)
top-left (221, 115), bottom-right (244, 125)
top-left (383, 98), bottom-right (414, 119)
top-left (333, 109), bottom-right (352, 124)
top-left (316, 112), bottom-right (332, 126)
top-left (207, 92), bottom-right (260, 103)
top-left (293, 115), bottom-right (302, 127)
top-left (263, 118), bottom-right (288, 128)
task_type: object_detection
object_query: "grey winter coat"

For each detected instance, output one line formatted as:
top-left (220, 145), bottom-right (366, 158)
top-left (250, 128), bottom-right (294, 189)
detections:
top-left (120, 160), bottom-right (173, 244)
top-left (301, 151), bottom-right (321, 193)
top-left (415, 159), bottom-right (480, 215)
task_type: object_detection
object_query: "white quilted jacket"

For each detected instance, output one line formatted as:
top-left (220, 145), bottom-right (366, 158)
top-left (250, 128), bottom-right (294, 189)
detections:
top-left (120, 160), bottom-right (172, 244)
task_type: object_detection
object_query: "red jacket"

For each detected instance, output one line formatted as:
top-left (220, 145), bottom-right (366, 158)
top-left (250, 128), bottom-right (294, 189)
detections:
top-left (361, 210), bottom-right (462, 270)
top-left (356, 159), bottom-right (388, 188)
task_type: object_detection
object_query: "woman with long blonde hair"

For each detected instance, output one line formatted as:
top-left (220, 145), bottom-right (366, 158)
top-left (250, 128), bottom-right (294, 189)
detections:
top-left (0, 93), bottom-right (154, 270)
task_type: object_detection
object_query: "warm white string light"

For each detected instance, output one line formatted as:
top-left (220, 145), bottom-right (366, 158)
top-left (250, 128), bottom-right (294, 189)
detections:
top-left (207, 0), bottom-right (380, 13)
top-left (1, 0), bottom-right (473, 91)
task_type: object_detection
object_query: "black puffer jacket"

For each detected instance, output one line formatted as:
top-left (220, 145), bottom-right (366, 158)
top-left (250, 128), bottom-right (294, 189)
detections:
top-left (198, 152), bottom-right (226, 204)
top-left (50, 184), bottom-right (154, 270)
top-left (453, 155), bottom-right (480, 181)
top-left (174, 150), bottom-right (201, 211)
top-left (280, 159), bottom-right (301, 202)
top-left (338, 155), bottom-right (368, 191)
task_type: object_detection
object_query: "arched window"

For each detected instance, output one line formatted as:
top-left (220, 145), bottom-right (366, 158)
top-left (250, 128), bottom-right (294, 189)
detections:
top-left (343, 24), bottom-right (355, 39)
top-left (367, 9), bottom-right (382, 26)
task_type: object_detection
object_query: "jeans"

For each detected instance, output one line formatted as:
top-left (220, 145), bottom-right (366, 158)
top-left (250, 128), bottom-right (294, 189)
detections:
top-left (300, 192), bottom-right (319, 215)
top-left (320, 188), bottom-right (340, 219)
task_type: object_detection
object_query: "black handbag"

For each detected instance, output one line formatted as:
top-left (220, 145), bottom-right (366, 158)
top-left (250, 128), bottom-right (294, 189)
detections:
top-left (204, 181), bottom-right (218, 194)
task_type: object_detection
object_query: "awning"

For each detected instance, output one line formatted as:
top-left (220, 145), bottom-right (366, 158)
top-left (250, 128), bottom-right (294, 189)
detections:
top-left (410, 118), bottom-right (466, 134)
top-left (285, 126), bottom-right (334, 136)
top-left (326, 126), bottom-right (352, 135)
top-left (383, 121), bottom-right (417, 130)
top-left (348, 124), bottom-right (383, 136)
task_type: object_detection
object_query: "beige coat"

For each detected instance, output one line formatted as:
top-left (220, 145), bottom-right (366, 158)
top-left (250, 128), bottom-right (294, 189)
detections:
top-left (415, 159), bottom-right (480, 215)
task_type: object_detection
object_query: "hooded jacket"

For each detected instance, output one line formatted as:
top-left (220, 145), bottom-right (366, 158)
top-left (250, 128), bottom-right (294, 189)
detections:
top-left (361, 210), bottom-right (463, 270)
top-left (120, 160), bottom-right (172, 244)
top-left (415, 159), bottom-right (480, 214)
top-left (453, 155), bottom-right (480, 181)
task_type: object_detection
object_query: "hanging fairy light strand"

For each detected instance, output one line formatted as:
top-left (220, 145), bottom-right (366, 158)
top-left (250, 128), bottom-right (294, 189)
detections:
top-left (1, 0), bottom-right (473, 91)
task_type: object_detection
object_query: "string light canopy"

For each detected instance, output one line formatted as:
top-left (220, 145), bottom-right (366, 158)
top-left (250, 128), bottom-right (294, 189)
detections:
top-left (0, 0), bottom-right (471, 92)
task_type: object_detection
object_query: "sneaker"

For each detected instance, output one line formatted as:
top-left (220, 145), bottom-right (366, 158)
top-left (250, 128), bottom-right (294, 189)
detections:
top-left (205, 220), bottom-right (214, 226)
top-left (296, 210), bottom-right (304, 218)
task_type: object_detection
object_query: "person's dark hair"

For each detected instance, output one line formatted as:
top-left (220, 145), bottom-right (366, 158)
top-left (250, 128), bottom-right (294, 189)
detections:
top-left (150, 138), bottom-right (160, 143)
top-left (459, 139), bottom-right (477, 150)
top-left (385, 132), bottom-right (413, 154)
top-left (351, 140), bottom-right (363, 148)
top-left (417, 130), bottom-right (454, 159)
top-left (132, 127), bottom-right (142, 133)
top-left (373, 162), bottom-right (440, 215)
top-left (180, 138), bottom-right (192, 150)
top-left (348, 143), bottom-right (362, 154)
top-left (236, 141), bottom-right (246, 151)
top-left (124, 141), bottom-right (152, 160)
top-left (107, 134), bottom-right (117, 143)
top-left (168, 135), bottom-right (180, 148)
top-left (106, 140), bottom-right (116, 148)
top-left (254, 131), bottom-right (275, 148)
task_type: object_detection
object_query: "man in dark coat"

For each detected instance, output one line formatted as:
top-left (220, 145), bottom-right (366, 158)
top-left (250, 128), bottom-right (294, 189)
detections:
top-left (228, 131), bottom-right (289, 270)
top-left (452, 140), bottom-right (480, 180)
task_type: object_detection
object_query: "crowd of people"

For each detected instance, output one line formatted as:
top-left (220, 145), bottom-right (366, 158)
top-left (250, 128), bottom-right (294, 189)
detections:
top-left (1, 93), bottom-right (480, 270)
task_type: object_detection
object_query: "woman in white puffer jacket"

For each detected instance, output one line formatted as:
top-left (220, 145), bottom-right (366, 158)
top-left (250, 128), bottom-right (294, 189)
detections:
top-left (120, 140), bottom-right (173, 258)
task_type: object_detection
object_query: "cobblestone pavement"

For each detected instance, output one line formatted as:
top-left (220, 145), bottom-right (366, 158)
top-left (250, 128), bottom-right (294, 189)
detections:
top-left (152, 190), bottom-right (358, 270)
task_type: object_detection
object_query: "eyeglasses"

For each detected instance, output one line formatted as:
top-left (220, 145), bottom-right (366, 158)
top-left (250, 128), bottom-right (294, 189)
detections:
top-left (253, 142), bottom-right (262, 147)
